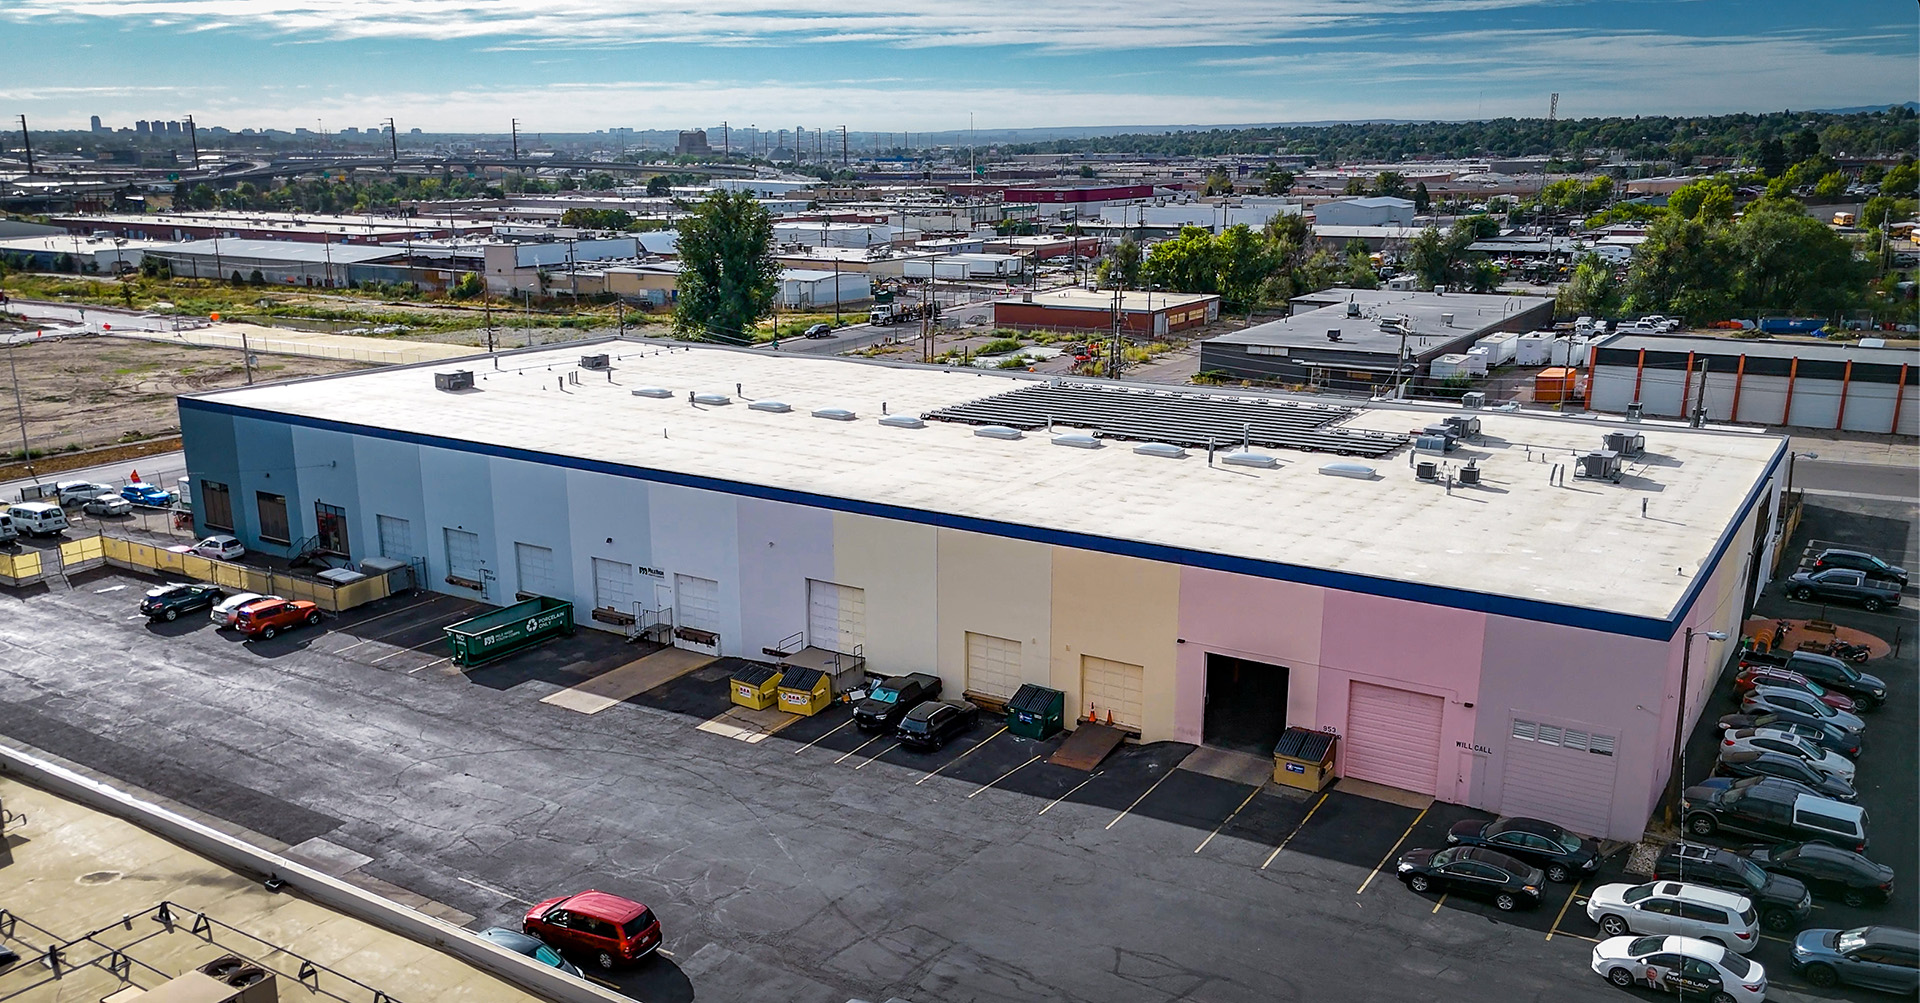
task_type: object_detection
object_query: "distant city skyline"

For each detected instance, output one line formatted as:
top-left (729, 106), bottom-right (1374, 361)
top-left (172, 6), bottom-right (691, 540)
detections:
top-left (3, 0), bottom-right (1914, 134)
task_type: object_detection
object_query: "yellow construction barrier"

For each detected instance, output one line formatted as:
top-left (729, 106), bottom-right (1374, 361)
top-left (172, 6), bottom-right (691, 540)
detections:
top-left (102, 537), bottom-right (132, 562)
top-left (59, 536), bottom-right (104, 566)
top-left (40, 532), bottom-right (395, 613)
top-left (0, 550), bottom-right (42, 580)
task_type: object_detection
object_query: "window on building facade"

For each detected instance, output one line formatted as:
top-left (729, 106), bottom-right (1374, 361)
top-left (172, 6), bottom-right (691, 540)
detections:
top-left (202, 480), bottom-right (233, 530)
top-left (315, 502), bottom-right (349, 555)
top-left (256, 492), bottom-right (289, 543)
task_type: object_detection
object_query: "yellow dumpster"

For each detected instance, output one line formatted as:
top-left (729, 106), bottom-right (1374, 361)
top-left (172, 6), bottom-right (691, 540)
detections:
top-left (776, 667), bottom-right (832, 716)
top-left (730, 662), bottom-right (784, 710)
top-left (1272, 727), bottom-right (1338, 792)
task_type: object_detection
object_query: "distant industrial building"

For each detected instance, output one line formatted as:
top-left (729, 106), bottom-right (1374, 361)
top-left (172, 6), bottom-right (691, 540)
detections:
top-left (1589, 334), bottom-right (1919, 435)
top-left (993, 288), bottom-right (1220, 335)
top-left (150, 238), bottom-right (404, 286)
top-left (1200, 289), bottom-right (1554, 392)
top-left (53, 211), bottom-right (488, 245)
top-left (674, 130), bottom-right (711, 156)
top-left (778, 268), bottom-right (871, 307)
top-left (1311, 196), bottom-right (1417, 227)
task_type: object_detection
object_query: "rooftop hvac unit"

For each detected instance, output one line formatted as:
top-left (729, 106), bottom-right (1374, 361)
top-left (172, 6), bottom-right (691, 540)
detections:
top-left (1441, 313), bottom-right (1455, 327)
top-left (1326, 329), bottom-right (1342, 342)
top-left (1575, 450), bottom-right (1623, 483)
top-left (1603, 431), bottom-right (1646, 458)
top-left (1414, 434), bottom-right (1451, 453)
top-left (183, 955), bottom-right (280, 1002)
top-left (579, 353), bottom-right (610, 370)
top-left (1460, 391), bottom-right (1486, 409)
top-left (1626, 401), bottom-right (1644, 422)
top-left (1421, 424), bottom-right (1460, 446)
top-left (1415, 460), bottom-right (1439, 481)
top-left (1457, 463), bottom-right (1482, 486)
top-left (433, 370), bottom-right (473, 392)
top-left (1443, 415), bottom-right (1480, 439)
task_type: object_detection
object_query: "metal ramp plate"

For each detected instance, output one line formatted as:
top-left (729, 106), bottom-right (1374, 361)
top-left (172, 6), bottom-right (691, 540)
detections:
top-left (1049, 722), bottom-right (1127, 771)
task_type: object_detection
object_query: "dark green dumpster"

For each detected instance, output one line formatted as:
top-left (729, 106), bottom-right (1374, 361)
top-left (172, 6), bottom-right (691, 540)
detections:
top-left (1006, 683), bottom-right (1065, 740)
top-left (444, 595), bottom-right (575, 668)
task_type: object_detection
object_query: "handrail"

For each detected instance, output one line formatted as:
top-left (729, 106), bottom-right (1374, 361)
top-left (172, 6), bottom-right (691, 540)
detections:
top-left (764, 630), bottom-right (805, 658)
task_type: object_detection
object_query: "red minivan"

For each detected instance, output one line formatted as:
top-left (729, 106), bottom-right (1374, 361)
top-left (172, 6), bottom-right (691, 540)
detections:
top-left (524, 891), bottom-right (662, 970)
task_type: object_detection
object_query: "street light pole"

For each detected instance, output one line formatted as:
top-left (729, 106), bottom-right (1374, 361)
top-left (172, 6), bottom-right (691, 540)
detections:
top-left (7, 342), bottom-right (33, 479)
top-left (1666, 626), bottom-right (1728, 827)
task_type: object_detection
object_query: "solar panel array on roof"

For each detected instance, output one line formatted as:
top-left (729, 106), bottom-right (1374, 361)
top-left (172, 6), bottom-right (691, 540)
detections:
top-left (923, 382), bottom-right (1409, 458)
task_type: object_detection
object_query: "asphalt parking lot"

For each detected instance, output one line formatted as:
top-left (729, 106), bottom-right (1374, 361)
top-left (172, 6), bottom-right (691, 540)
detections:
top-left (0, 496), bottom-right (1912, 1003)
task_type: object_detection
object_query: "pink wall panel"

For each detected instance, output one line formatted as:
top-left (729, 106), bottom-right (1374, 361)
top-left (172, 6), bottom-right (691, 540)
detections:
top-left (1173, 568), bottom-right (1325, 745)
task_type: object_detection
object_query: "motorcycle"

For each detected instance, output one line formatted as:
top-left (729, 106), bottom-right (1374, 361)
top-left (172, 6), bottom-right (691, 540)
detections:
top-left (1825, 638), bottom-right (1871, 664)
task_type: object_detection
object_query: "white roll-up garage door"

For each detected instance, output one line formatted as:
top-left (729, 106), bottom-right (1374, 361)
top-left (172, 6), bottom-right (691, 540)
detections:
top-left (806, 579), bottom-right (866, 654)
top-left (966, 632), bottom-right (1022, 700)
top-left (1081, 655), bottom-right (1143, 730)
top-left (1343, 682), bottom-right (1445, 795)
top-left (1499, 718), bottom-right (1618, 838)
top-left (675, 573), bottom-right (720, 635)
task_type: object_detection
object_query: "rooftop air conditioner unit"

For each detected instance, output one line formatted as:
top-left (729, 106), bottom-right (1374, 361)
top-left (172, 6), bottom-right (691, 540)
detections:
top-left (432, 370), bottom-right (473, 392)
top-left (1603, 431), bottom-right (1646, 458)
top-left (1460, 391), bottom-right (1486, 409)
top-left (1574, 450), bottom-right (1622, 483)
top-left (1457, 462), bottom-right (1482, 486)
top-left (1625, 401), bottom-right (1644, 422)
top-left (1443, 415), bottom-right (1480, 439)
top-left (1415, 460), bottom-right (1439, 481)
top-left (579, 353), bottom-right (610, 370)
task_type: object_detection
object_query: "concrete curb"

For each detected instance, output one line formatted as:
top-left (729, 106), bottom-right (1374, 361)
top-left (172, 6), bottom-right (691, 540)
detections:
top-left (0, 742), bottom-right (635, 1003)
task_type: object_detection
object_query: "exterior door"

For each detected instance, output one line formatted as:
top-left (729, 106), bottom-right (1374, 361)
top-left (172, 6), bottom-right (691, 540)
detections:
top-left (1081, 655), bottom-right (1143, 730)
top-left (1500, 718), bottom-right (1619, 838)
top-left (1343, 682), bottom-right (1444, 795)
top-left (443, 528), bottom-right (481, 584)
top-left (592, 558), bottom-right (634, 613)
top-left (515, 543), bottom-right (555, 597)
top-left (377, 515), bottom-right (412, 562)
top-left (965, 632), bottom-right (1021, 700)
top-left (805, 579), bottom-right (866, 654)
top-left (675, 573), bottom-right (721, 635)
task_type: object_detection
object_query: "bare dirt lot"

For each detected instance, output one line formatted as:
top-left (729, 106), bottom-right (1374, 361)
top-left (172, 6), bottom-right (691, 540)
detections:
top-left (0, 332), bottom-right (369, 455)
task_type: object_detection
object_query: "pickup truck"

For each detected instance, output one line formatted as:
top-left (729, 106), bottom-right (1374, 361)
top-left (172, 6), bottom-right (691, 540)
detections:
top-left (853, 672), bottom-right (942, 732)
top-left (1739, 649), bottom-right (1888, 711)
top-left (1783, 568), bottom-right (1900, 613)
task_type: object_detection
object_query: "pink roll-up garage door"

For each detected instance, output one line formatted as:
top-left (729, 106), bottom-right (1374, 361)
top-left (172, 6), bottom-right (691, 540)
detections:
top-left (1343, 681), bottom-right (1445, 795)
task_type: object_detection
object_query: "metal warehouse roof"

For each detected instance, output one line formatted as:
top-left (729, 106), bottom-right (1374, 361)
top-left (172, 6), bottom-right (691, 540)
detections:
top-left (188, 340), bottom-right (1784, 625)
top-left (155, 239), bottom-right (406, 264)
top-left (1597, 333), bottom-right (1920, 366)
top-left (1209, 289), bottom-right (1549, 356)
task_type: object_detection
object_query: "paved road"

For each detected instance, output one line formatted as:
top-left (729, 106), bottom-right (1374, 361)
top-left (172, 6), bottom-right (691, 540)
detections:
top-left (3, 450), bottom-right (187, 504)
top-left (1794, 458), bottom-right (1918, 500)
top-left (4, 298), bottom-right (185, 333)
top-left (767, 321), bottom-right (899, 356)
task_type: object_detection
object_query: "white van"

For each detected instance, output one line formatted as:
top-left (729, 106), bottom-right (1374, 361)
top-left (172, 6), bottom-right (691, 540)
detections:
top-left (9, 501), bottom-right (69, 537)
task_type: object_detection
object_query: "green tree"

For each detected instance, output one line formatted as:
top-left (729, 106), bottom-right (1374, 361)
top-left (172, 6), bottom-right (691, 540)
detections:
top-left (1340, 241), bottom-right (1379, 289)
top-left (645, 175), bottom-right (673, 197)
top-left (1412, 181), bottom-right (1431, 213)
top-left (1730, 199), bottom-right (1872, 318)
top-left (1625, 215), bottom-right (1737, 321)
top-left (1342, 176), bottom-right (1369, 195)
top-left (1263, 169), bottom-right (1295, 195)
top-left (1756, 137), bottom-right (1788, 178)
top-left (1556, 253), bottom-right (1622, 317)
top-left (560, 207), bottom-right (635, 230)
top-left (1096, 237), bottom-right (1143, 290)
top-left (450, 272), bottom-right (485, 299)
top-left (1371, 170), bottom-right (1408, 198)
top-left (1881, 159), bottom-right (1918, 198)
top-left (1813, 171), bottom-right (1848, 200)
top-left (1142, 226), bottom-right (1220, 295)
top-left (1203, 170), bottom-right (1234, 195)
top-left (672, 189), bottom-right (780, 343)
top-left (1078, 165), bottom-right (1097, 178)
top-left (1215, 224), bottom-right (1279, 310)
top-left (1861, 195), bottom-right (1915, 230)
top-left (1791, 127), bottom-right (1823, 162)
top-left (585, 171), bottom-right (617, 190)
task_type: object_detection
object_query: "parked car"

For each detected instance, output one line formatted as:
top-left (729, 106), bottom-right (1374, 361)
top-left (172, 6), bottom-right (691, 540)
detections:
top-left (1810, 548), bottom-right (1908, 588)
top-left (1785, 568), bottom-right (1901, 612)
top-left (1713, 749), bottom-right (1857, 802)
top-left (1395, 845), bottom-right (1544, 911)
top-left (1717, 711), bottom-right (1861, 759)
top-left (1652, 841), bottom-right (1811, 933)
top-left (140, 582), bottom-right (223, 621)
top-left (8, 501), bottom-right (68, 537)
top-left (1741, 841), bottom-right (1895, 908)
top-left (1741, 650), bottom-right (1888, 711)
top-left (1790, 926), bottom-right (1918, 993)
top-left (168, 534), bottom-right (246, 561)
top-left (120, 482), bottom-right (176, 507)
top-left (854, 672), bottom-right (942, 732)
top-left (803, 323), bottom-right (834, 338)
top-left (523, 890), bottom-right (663, 970)
top-left (1742, 686), bottom-right (1865, 736)
top-left (211, 592), bottom-right (278, 627)
top-left (1586, 881), bottom-right (1760, 952)
top-left (54, 480), bottom-right (117, 506)
top-left (895, 699), bottom-right (979, 751)
top-left (0, 511), bottom-right (13, 544)
top-left (475, 927), bottom-right (585, 978)
top-left (1590, 934), bottom-right (1767, 1002)
top-left (1445, 815), bottom-right (1600, 882)
top-left (1683, 778), bottom-right (1869, 852)
top-left (1693, 774), bottom-right (1830, 804)
top-left (81, 493), bottom-right (133, 517)
top-left (234, 598), bottom-right (323, 639)
top-left (1721, 728), bottom-right (1855, 780)
top-left (1732, 666), bottom-right (1857, 713)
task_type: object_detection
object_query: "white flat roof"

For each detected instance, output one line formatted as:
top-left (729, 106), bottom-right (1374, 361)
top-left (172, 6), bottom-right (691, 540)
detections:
top-left (998, 289), bottom-right (1219, 311)
top-left (191, 342), bottom-right (1783, 627)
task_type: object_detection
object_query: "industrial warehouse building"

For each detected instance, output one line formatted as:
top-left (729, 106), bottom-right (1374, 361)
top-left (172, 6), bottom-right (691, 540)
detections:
top-left (178, 341), bottom-right (1785, 841)
top-left (1589, 334), bottom-right (1920, 435)
top-left (1200, 289), bottom-right (1555, 391)
top-left (993, 288), bottom-right (1221, 335)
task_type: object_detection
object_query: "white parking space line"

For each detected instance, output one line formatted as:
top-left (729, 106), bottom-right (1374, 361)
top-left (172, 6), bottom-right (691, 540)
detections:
top-left (968, 755), bottom-right (1041, 799)
top-left (794, 720), bottom-right (852, 756)
top-left (408, 657), bottom-right (451, 674)
top-left (1194, 787), bottom-right (1264, 854)
top-left (369, 637), bottom-right (448, 664)
top-left (455, 875), bottom-right (533, 905)
top-left (328, 597), bottom-right (456, 652)
top-left (853, 741), bottom-right (899, 770)
top-left (833, 733), bottom-right (885, 764)
top-left (915, 726), bottom-right (1005, 785)
top-left (1104, 767), bottom-right (1177, 830)
top-left (1037, 770), bottom-right (1103, 815)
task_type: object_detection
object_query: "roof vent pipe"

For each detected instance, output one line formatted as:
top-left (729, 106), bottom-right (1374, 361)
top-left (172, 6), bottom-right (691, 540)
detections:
top-left (1207, 436), bottom-right (1215, 466)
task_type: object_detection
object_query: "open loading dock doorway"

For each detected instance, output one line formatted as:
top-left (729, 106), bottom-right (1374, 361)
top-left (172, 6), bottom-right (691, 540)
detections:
top-left (1202, 654), bottom-right (1290, 756)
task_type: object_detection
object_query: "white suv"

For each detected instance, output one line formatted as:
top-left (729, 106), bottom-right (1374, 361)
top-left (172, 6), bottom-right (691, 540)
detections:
top-left (1588, 881), bottom-right (1759, 953)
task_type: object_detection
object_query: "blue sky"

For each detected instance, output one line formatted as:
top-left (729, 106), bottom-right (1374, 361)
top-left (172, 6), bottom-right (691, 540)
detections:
top-left (3, 0), bottom-right (1914, 135)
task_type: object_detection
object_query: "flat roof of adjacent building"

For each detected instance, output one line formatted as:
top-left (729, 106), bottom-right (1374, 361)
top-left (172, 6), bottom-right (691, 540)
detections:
top-left (155, 239), bottom-right (405, 264)
top-left (995, 288), bottom-right (1219, 312)
top-left (191, 341), bottom-right (1783, 629)
top-left (1208, 289), bottom-right (1550, 356)
top-left (1597, 333), bottom-right (1920, 365)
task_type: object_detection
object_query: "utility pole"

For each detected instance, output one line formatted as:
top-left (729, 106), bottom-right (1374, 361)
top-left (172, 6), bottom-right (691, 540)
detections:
top-left (384, 117), bottom-right (398, 163)
top-left (840, 125), bottom-right (848, 171)
top-left (969, 112), bottom-right (975, 179)
top-left (240, 329), bottom-right (254, 385)
top-left (185, 115), bottom-right (199, 171)
top-left (16, 115), bottom-right (33, 175)
top-left (722, 121), bottom-right (729, 160)
top-left (7, 342), bottom-right (34, 479)
top-left (511, 119), bottom-right (520, 162)
top-left (484, 294), bottom-right (495, 353)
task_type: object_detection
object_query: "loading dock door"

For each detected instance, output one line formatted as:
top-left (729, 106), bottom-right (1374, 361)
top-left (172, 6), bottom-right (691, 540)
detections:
top-left (966, 632), bottom-right (1022, 700)
top-left (1081, 655), bottom-right (1144, 731)
top-left (675, 574), bottom-right (721, 635)
top-left (1499, 719), bottom-right (1618, 837)
top-left (1203, 653), bottom-right (1290, 756)
top-left (806, 579), bottom-right (866, 654)
top-left (1343, 682), bottom-right (1444, 795)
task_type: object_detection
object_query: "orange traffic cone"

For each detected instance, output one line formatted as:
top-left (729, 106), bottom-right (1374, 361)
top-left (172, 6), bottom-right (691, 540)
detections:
top-left (1105, 710), bottom-right (1114, 727)
top-left (1086, 702), bottom-right (1096, 724)
top-left (130, 469), bottom-right (141, 482)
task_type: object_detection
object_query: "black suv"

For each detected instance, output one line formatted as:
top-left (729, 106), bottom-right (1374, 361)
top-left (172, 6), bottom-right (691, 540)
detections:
top-left (139, 582), bottom-right (223, 621)
top-left (1652, 840), bottom-right (1812, 932)
top-left (1682, 778), bottom-right (1867, 852)
top-left (1741, 841), bottom-right (1896, 907)
top-left (854, 673), bottom-right (942, 732)
top-left (895, 700), bottom-right (979, 751)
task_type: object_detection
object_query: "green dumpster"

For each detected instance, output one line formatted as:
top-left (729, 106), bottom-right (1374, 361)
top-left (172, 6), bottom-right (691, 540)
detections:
top-left (1006, 683), bottom-right (1064, 740)
top-left (444, 595), bottom-right (575, 668)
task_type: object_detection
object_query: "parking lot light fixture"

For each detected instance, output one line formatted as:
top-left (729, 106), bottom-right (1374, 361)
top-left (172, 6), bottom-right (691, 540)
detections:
top-left (1667, 626), bottom-right (1729, 827)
